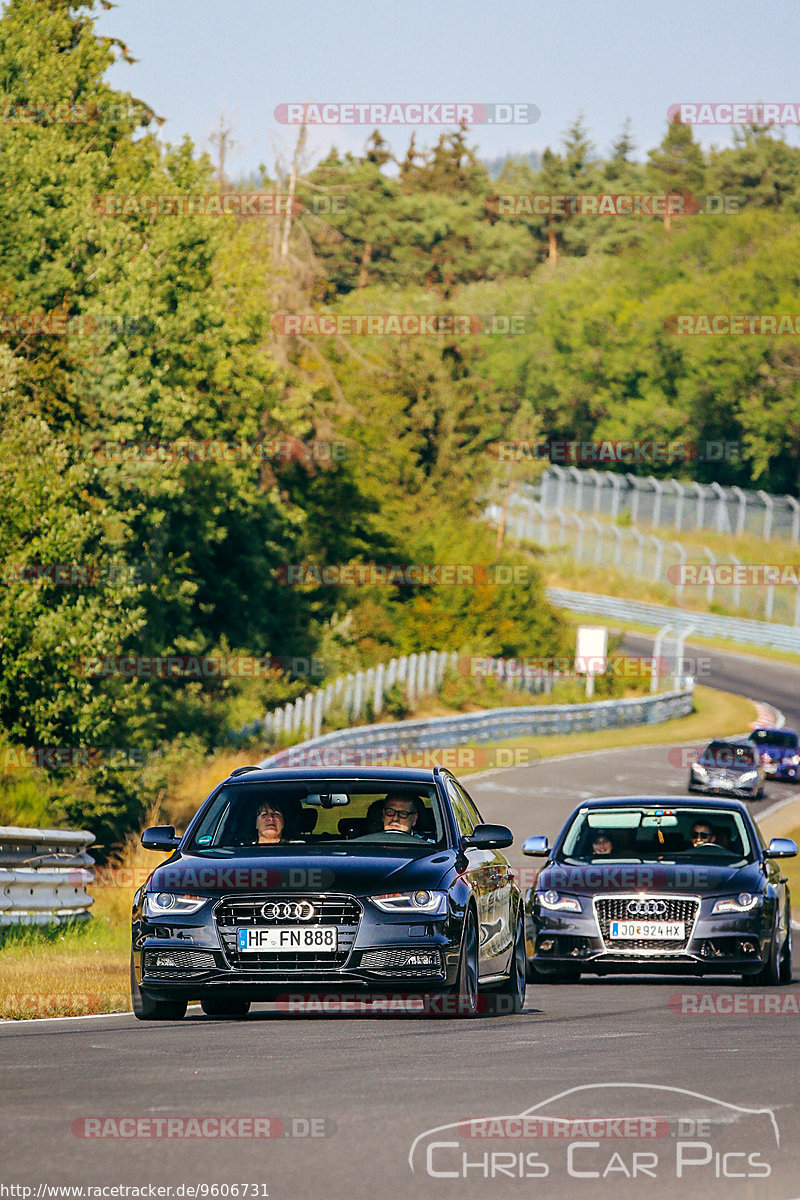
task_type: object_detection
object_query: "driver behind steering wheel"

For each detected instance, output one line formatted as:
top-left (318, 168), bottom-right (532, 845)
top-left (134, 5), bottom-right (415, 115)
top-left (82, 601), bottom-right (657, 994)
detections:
top-left (381, 793), bottom-right (420, 834)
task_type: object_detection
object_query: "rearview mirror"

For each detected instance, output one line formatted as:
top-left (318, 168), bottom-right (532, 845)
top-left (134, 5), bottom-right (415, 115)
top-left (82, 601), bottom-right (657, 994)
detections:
top-left (522, 835), bottom-right (550, 857)
top-left (141, 825), bottom-right (181, 851)
top-left (305, 793), bottom-right (350, 807)
top-left (462, 823), bottom-right (513, 850)
top-left (765, 837), bottom-right (798, 859)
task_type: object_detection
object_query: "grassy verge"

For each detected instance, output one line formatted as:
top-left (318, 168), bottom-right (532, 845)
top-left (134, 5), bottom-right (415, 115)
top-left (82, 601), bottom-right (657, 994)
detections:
top-left (0, 684), bottom-right (761, 1021)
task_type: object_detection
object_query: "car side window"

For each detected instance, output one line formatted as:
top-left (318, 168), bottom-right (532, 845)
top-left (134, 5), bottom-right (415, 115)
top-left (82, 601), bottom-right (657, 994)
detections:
top-left (454, 781), bottom-right (484, 829)
top-left (446, 780), bottom-right (474, 838)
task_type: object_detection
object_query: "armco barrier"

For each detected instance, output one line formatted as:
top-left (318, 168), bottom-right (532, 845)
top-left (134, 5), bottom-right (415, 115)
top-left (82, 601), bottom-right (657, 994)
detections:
top-left (0, 826), bottom-right (95, 925)
top-left (258, 686), bottom-right (694, 768)
top-left (545, 587), bottom-right (800, 655)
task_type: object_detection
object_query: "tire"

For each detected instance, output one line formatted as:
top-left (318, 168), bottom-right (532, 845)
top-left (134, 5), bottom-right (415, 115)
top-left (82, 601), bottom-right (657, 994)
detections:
top-left (130, 952), bottom-right (187, 1021)
top-left (200, 997), bottom-right (251, 1017)
top-left (442, 908), bottom-right (480, 1017)
top-left (750, 923), bottom-right (782, 986)
top-left (484, 909), bottom-right (526, 1016)
top-left (779, 916), bottom-right (793, 984)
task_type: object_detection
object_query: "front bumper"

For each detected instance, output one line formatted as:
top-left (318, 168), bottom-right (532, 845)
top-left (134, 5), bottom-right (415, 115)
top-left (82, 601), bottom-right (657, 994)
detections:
top-left (526, 896), bottom-right (770, 976)
top-left (763, 762), bottom-right (799, 782)
top-left (132, 891), bottom-right (463, 997)
top-left (688, 773), bottom-right (761, 797)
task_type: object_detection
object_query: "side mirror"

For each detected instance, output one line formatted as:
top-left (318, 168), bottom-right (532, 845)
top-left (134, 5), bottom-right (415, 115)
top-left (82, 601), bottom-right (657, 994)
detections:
top-left (522, 835), bottom-right (550, 857)
top-left (765, 837), bottom-right (798, 859)
top-left (141, 825), bottom-right (181, 851)
top-left (462, 823), bottom-right (513, 850)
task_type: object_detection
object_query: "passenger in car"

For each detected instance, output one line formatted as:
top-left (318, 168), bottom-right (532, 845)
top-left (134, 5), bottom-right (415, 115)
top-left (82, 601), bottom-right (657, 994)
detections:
top-left (255, 800), bottom-right (287, 844)
top-left (591, 832), bottom-right (614, 855)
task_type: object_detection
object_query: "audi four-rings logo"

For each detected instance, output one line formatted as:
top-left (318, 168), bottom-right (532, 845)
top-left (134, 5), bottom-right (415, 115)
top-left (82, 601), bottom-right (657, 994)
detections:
top-left (627, 899), bottom-right (667, 916)
top-left (261, 901), bottom-right (316, 921)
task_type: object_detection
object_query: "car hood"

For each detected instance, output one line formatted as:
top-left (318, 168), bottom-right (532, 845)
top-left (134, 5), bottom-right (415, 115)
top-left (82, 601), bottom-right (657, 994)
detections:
top-left (696, 761), bottom-right (758, 774)
top-left (146, 847), bottom-right (457, 896)
top-left (536, 859), bottom-right (764, 897)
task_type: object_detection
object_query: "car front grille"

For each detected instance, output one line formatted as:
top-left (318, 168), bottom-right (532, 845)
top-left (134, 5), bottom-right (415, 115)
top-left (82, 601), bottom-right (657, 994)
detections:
top-left (707, 770), bottom-right (751, 787)
top-left (594, 896), bottom-right (700, 952)
top-left (215, 894), bottom-right (361, 972)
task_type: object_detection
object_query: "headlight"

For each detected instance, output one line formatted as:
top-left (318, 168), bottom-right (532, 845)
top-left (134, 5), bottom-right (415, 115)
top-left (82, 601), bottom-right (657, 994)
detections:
top-left (738, 771), bottom-right (758, 783)
top-left (712, 893), bottom-right (760, 914)
top-left (372, 890), bottom-right (448, 915)
top-left (691, 765), bottom-right (708, 778)
top-left (789, 755), bottom-right (800, 766)
top-left (539, 890), bottom-right (582, 912)
top-left (144, 892), bottom-right (207, 916)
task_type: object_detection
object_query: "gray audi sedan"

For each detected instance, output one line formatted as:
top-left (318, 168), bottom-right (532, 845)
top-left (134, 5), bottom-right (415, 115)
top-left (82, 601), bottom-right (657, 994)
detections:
top-left (523, 796), bottom-right (795, 984)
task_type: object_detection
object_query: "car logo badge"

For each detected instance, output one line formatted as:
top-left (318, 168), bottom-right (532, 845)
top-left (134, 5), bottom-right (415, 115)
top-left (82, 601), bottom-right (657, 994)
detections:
top-left (261, 900), bottom-right (316, 921)
top-left (626, 899), bottom-right (667, 916)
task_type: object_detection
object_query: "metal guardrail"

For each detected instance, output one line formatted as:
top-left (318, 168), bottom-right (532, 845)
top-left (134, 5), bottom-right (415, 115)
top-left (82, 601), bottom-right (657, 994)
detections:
top-left (258, 687), bottom-right (694, 768)
top-left (0, 826), bottom-right (95, 925)
top-left (546, 587), bottom-right (800, 655)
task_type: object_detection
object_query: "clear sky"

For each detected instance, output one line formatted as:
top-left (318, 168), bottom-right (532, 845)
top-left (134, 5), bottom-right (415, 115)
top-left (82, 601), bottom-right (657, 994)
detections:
top-left (92, 0), bottom-right (800, 177)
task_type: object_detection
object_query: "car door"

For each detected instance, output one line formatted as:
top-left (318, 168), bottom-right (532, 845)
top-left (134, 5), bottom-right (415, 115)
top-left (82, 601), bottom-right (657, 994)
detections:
top-left (445, 779), bottom-right (494, 978)
top-left (450, 778), bottom-right (515, 976)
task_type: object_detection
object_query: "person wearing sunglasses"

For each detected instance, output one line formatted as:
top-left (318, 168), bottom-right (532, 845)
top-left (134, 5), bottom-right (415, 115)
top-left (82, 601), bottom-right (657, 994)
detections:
top-left (381, 794), bottom-right (420, 835)
top-left (690, 822), bottom-right (716, 846)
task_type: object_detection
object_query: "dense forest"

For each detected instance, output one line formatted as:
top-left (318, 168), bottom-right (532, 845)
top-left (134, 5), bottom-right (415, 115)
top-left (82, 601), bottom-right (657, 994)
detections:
top-left (1, 0), bottom-right (798, 847)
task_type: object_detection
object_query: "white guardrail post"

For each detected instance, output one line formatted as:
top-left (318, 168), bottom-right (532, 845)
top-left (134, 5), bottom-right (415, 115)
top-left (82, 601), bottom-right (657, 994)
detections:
top-left (0, 826), bottom-right (95, 925)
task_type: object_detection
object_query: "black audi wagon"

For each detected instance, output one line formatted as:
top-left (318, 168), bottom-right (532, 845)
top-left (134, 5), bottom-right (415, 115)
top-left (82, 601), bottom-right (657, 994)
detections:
top-left (131, 766), bottom-right (524, 1019)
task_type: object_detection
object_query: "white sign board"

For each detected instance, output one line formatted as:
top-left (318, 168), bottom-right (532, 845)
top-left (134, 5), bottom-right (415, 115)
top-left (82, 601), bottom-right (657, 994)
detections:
top-left (575, 626), bottom-right (608, 696)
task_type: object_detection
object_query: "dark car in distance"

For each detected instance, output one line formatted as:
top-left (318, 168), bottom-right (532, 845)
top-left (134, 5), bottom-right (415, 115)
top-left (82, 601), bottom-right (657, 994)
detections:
top-left (131, 766), bottom-right (525, 1019)
top-left (748, 727), bottom-right (800, 784)
top-left (688, 738), bottom-right (765, 799)
top-left (523, 796), bottom-right (795, 984)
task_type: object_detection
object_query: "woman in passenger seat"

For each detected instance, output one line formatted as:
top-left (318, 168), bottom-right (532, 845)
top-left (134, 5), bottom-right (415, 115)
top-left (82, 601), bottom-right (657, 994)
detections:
top-left (254, 800), bottom-right (287, 844)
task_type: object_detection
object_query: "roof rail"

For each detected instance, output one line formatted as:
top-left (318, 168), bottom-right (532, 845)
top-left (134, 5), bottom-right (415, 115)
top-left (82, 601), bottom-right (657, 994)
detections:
top-left (228, 765), bottom-right (262, 777)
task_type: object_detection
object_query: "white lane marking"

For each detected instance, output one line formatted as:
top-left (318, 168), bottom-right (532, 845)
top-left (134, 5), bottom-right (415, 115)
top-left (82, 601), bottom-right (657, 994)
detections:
top-left (0, 1011), bottom-right (133, 1025)
top-left (0, 1002), bottom-right (203, 1027)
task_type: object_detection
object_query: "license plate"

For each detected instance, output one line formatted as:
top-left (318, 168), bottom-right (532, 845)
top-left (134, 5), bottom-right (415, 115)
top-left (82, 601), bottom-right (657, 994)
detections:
top-left (610, 921), bottom-right (684, 939)
top-left (237, 926), bottom-right (338, 952)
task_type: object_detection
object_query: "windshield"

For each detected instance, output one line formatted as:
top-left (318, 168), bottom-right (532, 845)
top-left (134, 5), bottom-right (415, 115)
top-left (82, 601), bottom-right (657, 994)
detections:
top-left (185, 780), bottom-right (447, 852)
top-left (560, 807), bottom-right (754, 864)
top-left (699, 742), bottom-right (757, 769)
top-left (750, 730), bottom-right (798, 750)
